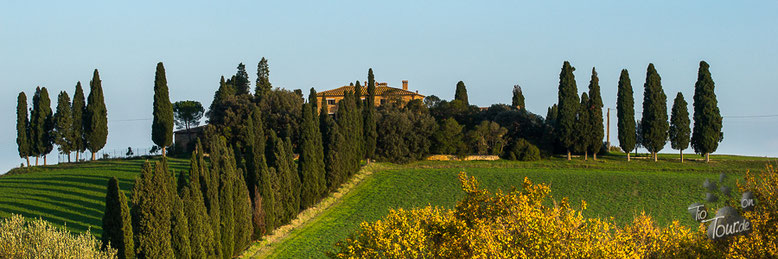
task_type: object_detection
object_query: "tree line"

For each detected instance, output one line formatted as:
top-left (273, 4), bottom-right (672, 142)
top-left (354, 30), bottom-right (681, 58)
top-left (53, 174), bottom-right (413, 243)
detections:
top-left (16, 69), bottom-right (108, 166)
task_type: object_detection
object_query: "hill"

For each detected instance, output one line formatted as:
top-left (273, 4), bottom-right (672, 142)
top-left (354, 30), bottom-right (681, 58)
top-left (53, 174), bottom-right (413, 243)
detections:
top-left (0, 158), bottom-right (189, 236)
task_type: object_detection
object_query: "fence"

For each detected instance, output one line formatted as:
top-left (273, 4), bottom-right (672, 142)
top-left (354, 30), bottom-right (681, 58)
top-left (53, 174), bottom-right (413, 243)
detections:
top-left (56, 147), bottom-right (160, 163)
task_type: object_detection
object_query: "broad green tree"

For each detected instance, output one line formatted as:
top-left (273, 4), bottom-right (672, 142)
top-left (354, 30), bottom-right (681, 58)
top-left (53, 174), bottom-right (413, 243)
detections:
top-left (669, 92), bottom-right (691, 163)
top-left (54, 91), bottom-right (74, 162)
top-left (587, 68), bottom-right (604, 160)
top-left (454, 81), bottom-right (469, 105)
top-left (616, 70), bottom-right (636, 161)
top-left (255, 57), bottom-right (272, 98)
top-left (556, 61), bottom-right (579, 160)
top-left (172, 100), bottom-right (204, 131)
top-left (72, 82), bottom-right (86, 162)
top-left (85, 69), bottom-right (108, 161)
top-left (691, 61), bottom-right (723, 163)
top-left (102, 177), bottom-right (134, 259)
top-left (512, 85), bottom-right (525, 110)
top-left (433, 118), bottom-right (466, 156)
top-left (152, 62), bottom-right (174, 157)
top-left (640, 64), bottom-right (669, 162)
top-left (16, 92), bottom-right (31, 167)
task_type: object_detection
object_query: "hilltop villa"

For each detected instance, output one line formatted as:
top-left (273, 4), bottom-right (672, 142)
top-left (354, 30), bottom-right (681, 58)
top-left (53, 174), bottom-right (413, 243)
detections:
top-left (316, 80), bottom-right (424, 114)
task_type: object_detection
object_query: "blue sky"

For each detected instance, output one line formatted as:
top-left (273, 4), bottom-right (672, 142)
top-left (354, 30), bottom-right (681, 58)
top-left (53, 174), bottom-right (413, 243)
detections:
top-left (1, 1), bottom-right (777, 172)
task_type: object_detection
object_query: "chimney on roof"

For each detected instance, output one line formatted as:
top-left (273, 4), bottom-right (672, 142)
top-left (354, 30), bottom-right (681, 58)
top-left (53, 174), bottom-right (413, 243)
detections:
top-left (402, 80), bottom-right (408, 90)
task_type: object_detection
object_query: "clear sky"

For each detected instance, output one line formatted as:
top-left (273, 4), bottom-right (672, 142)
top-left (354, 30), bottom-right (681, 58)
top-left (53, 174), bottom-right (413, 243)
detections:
top-left (1, 1), bottom-right (777, 172)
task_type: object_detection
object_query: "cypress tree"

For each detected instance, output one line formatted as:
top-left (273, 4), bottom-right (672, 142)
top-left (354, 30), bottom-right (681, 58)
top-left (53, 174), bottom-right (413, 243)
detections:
top-left (298, 103), bottom-right (326, 210)
top-left (309, 88), bottom-right (318, 114)
top-left (191, 139), bottom-right (220, 257)
top-left (245, 107), bottom-right (276, 237)
top-left (152, 62), bottom-right (174, 157)
top-left (170, 191), bottom-right (191, 259)
top-left (512, 85), bottom-right (525, 110)
top-left (354, 81), bottom-right (363, 109)
top-left (85, 69), bottom-right (108, 161)
top-left (321, 98), bottom-right (345, 192)
top-left (363, 69), bottom-right (378, 161)
top-left (54, 91), bottom-right (74, 162)
top-left (208, 136), bottom-right (235, 259)
top-left (691, 61), bottom-right (723, 163)
top-left (72, 82), bottom-right (86, 162)
top-left (454, 81), bottom-right (469, 105)
top-left (267, 131), bottom-right (300, 225)
top-left (336, 91), bottom-right (362, 174)
top-left (616, 69), bottom-right (636, 161)
top-left (206, 76), bottom-right (234, 124)
top-left (556, 61), bottom-right (579, 160)
top-left (102, 176), bottom-right (134, 259)
top-left (587, 68), bottom-right (604, 160)
top-left (181, 186), bottom-right (209, 259)
top-left (232, 167), bottom-right (253, 254)
top-left (575, 93), bottom-right (592, 160)
top-left (30, 87), bottom-right (54, 166)
top-left (640, 64), bottom-right (669, 162)
top-left (255, 57), bottom-right (272, 98)
top-left (131, 160), bottom-right (174, 258)
top-left (16, 92), bottom-right (31, 167)
top-left (670, 92), bottom-right (691, 163)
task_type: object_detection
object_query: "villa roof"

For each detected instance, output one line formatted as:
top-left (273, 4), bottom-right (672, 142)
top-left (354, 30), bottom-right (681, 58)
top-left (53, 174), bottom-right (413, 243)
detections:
top-left (317, 85), bottom-right (423, 97)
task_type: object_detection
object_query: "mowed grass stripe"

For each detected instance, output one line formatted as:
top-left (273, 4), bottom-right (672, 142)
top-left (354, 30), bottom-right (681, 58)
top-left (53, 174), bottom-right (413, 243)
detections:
top-left (0, 157), bottom-right (190, 236)
top-left (264, 157), bottom-right (762, 258)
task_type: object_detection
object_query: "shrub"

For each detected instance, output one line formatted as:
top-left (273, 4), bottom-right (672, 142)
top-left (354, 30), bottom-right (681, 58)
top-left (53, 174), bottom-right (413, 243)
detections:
top-left (728, 165), bottom-right (778, 257)
top-left (330, 172), bottom-right (721, 258)
top-left (502, 138), bottom-right (540, 161)
top-left (0, 214), bottom-right (117, 259)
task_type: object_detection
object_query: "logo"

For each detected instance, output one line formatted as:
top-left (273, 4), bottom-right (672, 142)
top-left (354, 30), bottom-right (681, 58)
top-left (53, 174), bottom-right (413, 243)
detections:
top-left (686, 173), bottom-right (756, 240)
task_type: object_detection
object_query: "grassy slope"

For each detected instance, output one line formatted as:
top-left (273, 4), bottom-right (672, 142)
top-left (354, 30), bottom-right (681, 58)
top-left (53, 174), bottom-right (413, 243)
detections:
top-left (261, 154), bottom-right (773, 258)
top-left (0, 157), bottom-right (189, 236)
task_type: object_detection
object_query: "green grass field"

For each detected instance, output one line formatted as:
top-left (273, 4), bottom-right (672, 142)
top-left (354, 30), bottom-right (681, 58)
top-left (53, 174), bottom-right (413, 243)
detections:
top-left (0, 153), bottom-right (773, 258)
top-left (0, 158), bottom-right (189, 236)
top-left (257, 153), bottom-right (773, 258)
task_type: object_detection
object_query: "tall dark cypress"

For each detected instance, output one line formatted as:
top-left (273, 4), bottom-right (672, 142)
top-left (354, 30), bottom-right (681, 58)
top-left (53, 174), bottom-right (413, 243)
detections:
top-left (587, 68), bottom-right (604, 160)
top-left (364, 69), bottom-right (378, 161)
top-left (181, 184), bottom-right (210, 259)
top-left (691, 61), bottom-right (723, 163)
top-left (152, 62), bottom-right (174, 157)
top-left (640, 63), bottom-right (669, 162)
top-left (298, 103), bottom-right (326, 210)
top-left (245, 107), bottom-right (275, 236)
top-left (512, 85), bottom-right (525, 110)
top-left (309, 88), bottom-right (318, 114)
top-left (354, 81), bottom-right (363, 109)
top-left (454, 81), bottom-right (469, 105)
top-left (102, 177), bottom-right (134, 259)
top-left (255, 57), bottom-right (272, 98)
top-left (85, 69), bottom-right (108, 161)
top-left (30, 87), bottom-right (54, 165)
top-left (16, 92), bottom-right (31, 167)
top-left (131, 160), bottom-right (174, 258)
top-left (233, 167), bottom-right (253, 254)
top-left (336, 91), bottom-right (362, 174)
top-left (193, 138), bottom-right (221, 258)
top-left (209, 136), bottom-right (235, 259)
top-left (54, 91), bottom-right (74, 162)
top-left (556, 61), bottom-right (579, 160)
top-left (72, 82), bottom-right (86, 162)
top-left (670, 92), bottom-right (691, 163)
top-left (616, 70), bottom-right (636, 161)
top-left (170, 191), bottom-right (191, 259)
top-left (575, 93), bottom-right (592, 160)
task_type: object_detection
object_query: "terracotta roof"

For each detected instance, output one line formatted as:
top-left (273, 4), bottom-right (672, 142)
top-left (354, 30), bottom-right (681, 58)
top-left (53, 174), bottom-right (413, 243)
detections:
top-left (317, 85), bottom-right (423, 97)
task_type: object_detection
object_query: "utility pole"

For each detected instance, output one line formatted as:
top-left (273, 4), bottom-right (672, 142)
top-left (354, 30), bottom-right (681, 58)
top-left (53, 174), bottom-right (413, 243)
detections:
top-left (606, 108), bottom-right (610, 149)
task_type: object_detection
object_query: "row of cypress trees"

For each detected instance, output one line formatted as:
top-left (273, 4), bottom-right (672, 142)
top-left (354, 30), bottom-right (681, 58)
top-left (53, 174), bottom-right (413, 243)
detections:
top-left (16, 69), bottom-right (108, 166)
top-left (613, 61), bottom-right (721, 162)
top-left (102, 138), bottom-right (253, 259)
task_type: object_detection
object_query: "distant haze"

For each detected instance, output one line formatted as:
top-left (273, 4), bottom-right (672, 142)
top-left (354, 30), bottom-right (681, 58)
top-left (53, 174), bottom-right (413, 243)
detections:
top-left (2, 1), bottom-right (777, 173)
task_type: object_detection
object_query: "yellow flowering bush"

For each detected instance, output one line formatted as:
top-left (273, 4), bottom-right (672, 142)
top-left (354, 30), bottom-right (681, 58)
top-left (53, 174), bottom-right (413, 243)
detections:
top-left (332, 167), bottom-right (778, 258)
top-left (0, 214), bottom-right (117, 259)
